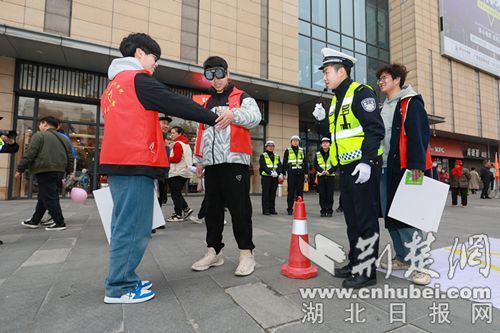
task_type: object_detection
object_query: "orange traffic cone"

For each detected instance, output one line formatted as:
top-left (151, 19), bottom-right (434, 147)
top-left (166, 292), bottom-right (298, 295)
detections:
top-left (281, 196), bottom-right (318, 279)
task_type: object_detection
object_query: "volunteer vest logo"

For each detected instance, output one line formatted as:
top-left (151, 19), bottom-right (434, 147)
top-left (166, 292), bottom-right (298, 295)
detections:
top-left (236, 175), bottom-right (242, 181)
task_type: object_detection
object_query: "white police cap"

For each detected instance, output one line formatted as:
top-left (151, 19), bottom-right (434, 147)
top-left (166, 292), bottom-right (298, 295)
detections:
top-left (318, 48), bottom-right (357, 70)
top-left (321, 137), bottom-right (331, 142)
top-left (290, 135), bottom-right (301, 141)
top-left (265, 140), bottom-right (276, 147)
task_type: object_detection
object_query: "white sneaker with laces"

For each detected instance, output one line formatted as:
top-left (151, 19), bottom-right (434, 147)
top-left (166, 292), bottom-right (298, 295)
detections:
top-left (411, 271), bottom-right (431, 285)
top-left (189, 216), bottom-right (203, 224)
top-left (104, 286), bottom-right (155, 304)
top-left (234, 250), bottom-right (255, 276)
top-left (167, 214), bottom-right (184, 223)
top-left (191, 248), bottom-right (224, 271)
top-left (380, 259), bottom-right (410, 270)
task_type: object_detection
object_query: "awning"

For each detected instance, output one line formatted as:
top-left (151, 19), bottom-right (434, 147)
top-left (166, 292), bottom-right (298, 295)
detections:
top-left (0, 24), bottom-right (329, 105)
top-left (430, 137), bottom-right (464, 158)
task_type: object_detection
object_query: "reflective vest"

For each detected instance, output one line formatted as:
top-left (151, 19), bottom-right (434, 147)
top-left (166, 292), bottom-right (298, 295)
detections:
top-left (316, 151), bottom-right (335, 176)
top-left (194, 86), bottom-right (252, 157)
top-left (261, 152), bottom-right (279, 176)
top-left (329, 81), bottom-right (383, 166)
top-left (287, 147), bottom-right (304, 170)
top-left (100, 69), bottom-right (169, 168)
top-left (399, 97), bottom-right (432, 170)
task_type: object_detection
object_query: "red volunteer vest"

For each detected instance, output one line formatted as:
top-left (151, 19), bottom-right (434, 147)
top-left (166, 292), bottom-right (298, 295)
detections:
top-left (100, 70), bottom-right (169, 168)
top-left (194, 87), bottom-right (252, 157)
top-left (399, 97), bottom-right (432, 170)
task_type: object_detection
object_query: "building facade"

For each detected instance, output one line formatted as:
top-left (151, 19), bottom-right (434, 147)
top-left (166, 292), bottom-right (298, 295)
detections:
top-left (0, 0), bottom-right (498, 199)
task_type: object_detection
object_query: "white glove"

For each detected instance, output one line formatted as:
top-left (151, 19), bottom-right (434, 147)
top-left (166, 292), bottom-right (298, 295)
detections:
top-left (312, 103), bottom-right (326, 121)
top-left (351, 163), bottom-right (371, 184)
top-left (271, 171), bottom-right (278, 178)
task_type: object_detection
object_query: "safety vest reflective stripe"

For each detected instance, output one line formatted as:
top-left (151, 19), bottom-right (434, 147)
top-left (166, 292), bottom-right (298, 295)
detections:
top-left (332, 125), bottom-right (364, 140)
top-left (287, 148), bottom-right (304, 169)
top-left (261, 152), bottom-right (279, 176)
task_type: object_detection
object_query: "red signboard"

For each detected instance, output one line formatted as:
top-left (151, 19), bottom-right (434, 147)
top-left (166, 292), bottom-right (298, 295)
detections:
top-left (429, 137), bottom-right (464, 158)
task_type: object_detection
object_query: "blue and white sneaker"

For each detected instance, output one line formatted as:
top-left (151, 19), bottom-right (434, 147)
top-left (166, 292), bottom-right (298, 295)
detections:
top-left (139, 280), bottom-right (152, 290)
top-left (104, 286), bottom-right (155, 304)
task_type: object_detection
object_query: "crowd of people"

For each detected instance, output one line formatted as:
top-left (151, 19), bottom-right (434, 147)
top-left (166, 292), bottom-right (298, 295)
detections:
top-left (2, 32), bottom-right (499, 304)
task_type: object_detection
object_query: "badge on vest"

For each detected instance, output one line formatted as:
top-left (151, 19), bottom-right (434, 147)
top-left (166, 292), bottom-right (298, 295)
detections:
top-left (361, 98), bottom-right (376, 112)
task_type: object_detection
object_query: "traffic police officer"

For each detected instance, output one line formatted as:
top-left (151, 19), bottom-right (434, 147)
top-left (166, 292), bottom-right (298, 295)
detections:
top-left (259, 140), bottom-right (282, 215)
top-left (282, 135), bottom-right (308, 215)
top-left (314, 137), bottom-right (335, 217)
top-left (313, 48), bottom-right (385, 289)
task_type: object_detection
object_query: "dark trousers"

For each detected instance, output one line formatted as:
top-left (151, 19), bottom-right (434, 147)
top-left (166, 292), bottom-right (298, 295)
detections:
top-left (204, 163), bottom-right (254, 253)
top-left (261, 176), bottom-right (278, 213)
top-left (452, 187), bottom-right (468, 206)
top-left (31, 172), bottom-right (65, 225)
top-left (168, 176), bottom-right (188, 215)
top-left (318, 176), bottom-right (335, 214)
top-left (287, 173), bottom-right (305, 211)
top-left (339, 162), bottom-right (381, 278)
top-left (481, 180), bottom-right (491, 198)
top-left (198, 196), bottom-right (206, 219)
top-left (158, 179), bottom-right (168, 206)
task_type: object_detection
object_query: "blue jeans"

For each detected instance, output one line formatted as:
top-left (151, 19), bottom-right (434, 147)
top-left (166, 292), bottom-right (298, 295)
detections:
top-left (105, 175), bottom-right (154, 297)
top-left (389, 228), bottom-right (424, 263)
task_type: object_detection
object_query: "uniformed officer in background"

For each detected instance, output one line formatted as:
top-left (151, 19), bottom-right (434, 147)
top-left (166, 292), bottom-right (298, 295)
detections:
top-left (314, 137), bottom-right (335, 217)
top-left (282, 135), bottom-right (308, 215)
top-left (259, 140), bottom-right (283, 215)
top-left (313, 48), bottom-right (385, 289)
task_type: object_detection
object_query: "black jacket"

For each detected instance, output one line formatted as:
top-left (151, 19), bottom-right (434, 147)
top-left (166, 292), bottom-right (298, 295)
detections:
top-left (317, 78), bottom-right (385, 168)
top-left (385, 94), bottom-right (431, 230)
top-left (259, 151), bottom-right (282, 176)
top-left (282, 146), bottom-right (308, 176)
top-left (480, 167), bottom-right (494, 183)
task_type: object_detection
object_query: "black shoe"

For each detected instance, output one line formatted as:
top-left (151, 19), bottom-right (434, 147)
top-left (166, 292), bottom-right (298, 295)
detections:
top-left (287, 210), bottom-right (293, 216)
top-left (334, 265), bottom-right (352, 278)
top-left (263, 212), bottom-right (271, 215)
top-left (336, 207), bottom-right (343, 213)
top-left (485, 196), bottom-right (492, 199)
top-left (45, 223), bottom-right (67, 231)
top-left (151, 229), bottom-right (157, 234)
top-left (158, 225), bottom-right (166, 229)
top-left (270, 211), bottom-right (278, 215)
top-left (0, 240), bottom-right (3, 245)
top-left (326, 213), bottom-right (333, 217)
top-left (21, 219), bottom-right (40, 229)
top-left (320, 212), bottom-right (326, 217)
top-left (342, 275), bottom-right (377, 289)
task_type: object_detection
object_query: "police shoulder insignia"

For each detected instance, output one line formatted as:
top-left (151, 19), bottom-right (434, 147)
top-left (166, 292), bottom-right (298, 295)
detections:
top-left (361, 98), bottom-right (376, 112)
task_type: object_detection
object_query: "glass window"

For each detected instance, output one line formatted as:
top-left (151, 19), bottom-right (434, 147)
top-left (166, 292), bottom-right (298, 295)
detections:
top-left (367, 57), bottom-right (382, 99)
top-left (312, 39), bottom-right (326, 90)
top-left (38, 99), bottom-right (97, 123)
top-left (379, 49), bottom-right (390, 62)
top-left (327, 43), bottom-right (341, 51)
top-left (299, 35), bottom-right (312, 88)
top-left (311, 25), bottom-right (326, 40)
top-left (11, 119), bottom-right (35, 198)
top-left (355, 40), bottom-right (366, 54)
top-left (377, 7), bottom-right (389, 48)
top-left (311, 0), bottom-right (326, 26)
top-left (354, 0), bottom-right (366, 40)
top-left (326, 0), bottom-right (340, 31)
top-left (299, 0), bottom-right (310, 21)
top-left (327, 30), bottom-right (341, 46)
top-left (355, 53), bottom-right (367, 83)
top-left (341, 35), bottom-right (354, 50)
top-left (299, 20), bottom-right (310, 36)
top-left (250, 125), bottom-right (265, 139)
top-left (16, 97), bottom-right (35, 118)
top-left (366, 3), bottom-right (377, 45)
top-left (340, 0), bottom-right (353, 36)
top-left (367, 45), bottom-right (378, 58)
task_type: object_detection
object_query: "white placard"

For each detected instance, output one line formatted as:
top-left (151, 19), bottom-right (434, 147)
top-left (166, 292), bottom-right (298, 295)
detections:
top-left (388, 172), bottom-right (449, 232)
top-left (93, 187), bottom-right (165, 243)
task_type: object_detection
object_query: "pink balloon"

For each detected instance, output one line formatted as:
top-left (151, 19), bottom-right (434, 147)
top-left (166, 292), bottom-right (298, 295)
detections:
top-left (71, 187), bottom-right (88, 204)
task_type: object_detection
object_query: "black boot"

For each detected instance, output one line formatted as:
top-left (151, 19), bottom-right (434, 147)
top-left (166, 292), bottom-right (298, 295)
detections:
top-left (334, 265), bottom-right (352, 278)
top-left (342, 274), bottom-right (377, 289)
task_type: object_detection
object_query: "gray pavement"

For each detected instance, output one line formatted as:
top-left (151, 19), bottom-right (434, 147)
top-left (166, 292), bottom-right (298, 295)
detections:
top-left (0, 192), bottom-right (499, 333)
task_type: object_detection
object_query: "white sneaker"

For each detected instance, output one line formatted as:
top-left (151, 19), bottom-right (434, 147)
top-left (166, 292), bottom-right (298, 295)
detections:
top-left (182, 208), bottom-right (193, 219)
top-left (41, 214), bottom-right (54, 226)
top-left (104, 286), bottom-right (155, 304)
top-left (380, 259), bottom-right (410, 270)
top-left (411, 271), bottom-right (431, 285)
top-left (166, 214), bottom-right (184, 223)
top-left (234, 250), bottom-right (255, 276)
top-left (191, 248), bottom-right (224, 271)
top-left (189, 216), bottom-right (204, 224)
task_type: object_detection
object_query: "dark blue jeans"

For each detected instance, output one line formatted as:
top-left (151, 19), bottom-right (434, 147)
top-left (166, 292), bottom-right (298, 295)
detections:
top-left (105, 175), bottom-right (154, 297)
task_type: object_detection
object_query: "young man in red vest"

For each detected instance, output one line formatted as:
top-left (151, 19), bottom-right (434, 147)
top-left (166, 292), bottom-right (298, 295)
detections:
top-left (192, 56), bottom-right (262, 276)
top-left (376, 63), bottom-right (433, 286)
top-left (100, 33), bottom-right (232, 304)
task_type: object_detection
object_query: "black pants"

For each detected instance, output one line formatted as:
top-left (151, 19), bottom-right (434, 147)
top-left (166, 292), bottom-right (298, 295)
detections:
top-left (158, 179), bottom-right (168, 206)
top-left (168, 176), bottom-right (188, 215)
top-left (481, 180), bottom-right (491, 198)
top-left (31, 172), bottom-right (65, 225)
top-left (287, 173), bottom-right (305, 211)
top-left (318, 176), bottom-right (335, 214)
top-left (452, 187), bottom-right (468, 206)
top-left (339, 162), bottom-right (381, 278)
top-left (261, 176), bottom-right (278, 213)
top-left (204, 163), bottom-right (254, 253)
top-left (198, 196), bottom-right (207, 219)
